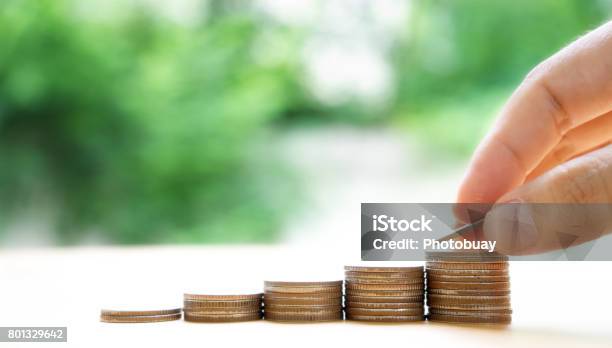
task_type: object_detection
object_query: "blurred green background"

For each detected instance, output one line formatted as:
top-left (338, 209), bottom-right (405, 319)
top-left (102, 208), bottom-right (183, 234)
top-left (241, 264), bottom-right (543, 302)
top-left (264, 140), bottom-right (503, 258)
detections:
top-left (0, 0), bottom-right (609, 245)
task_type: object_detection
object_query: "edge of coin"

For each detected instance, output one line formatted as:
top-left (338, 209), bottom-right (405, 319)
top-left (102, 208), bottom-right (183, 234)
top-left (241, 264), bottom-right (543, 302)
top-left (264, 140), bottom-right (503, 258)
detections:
top-left (264, 311), bottom-right (342, 322)
top-left (344, 266), bottom-right (424, 273)
top-left (264, 287), bottom-right (343, 294)
top-left (345, 301), bottom-right (423, 309)
top-left (346, 314), bottom-right (424, 322)
top-left (100, 308), bottom-right (181, 317)
top-left (345, 282), bottom-right (424, 291)
top-left (345, 295), bottom-right (423, 303)
top-left (346, 290), bottom-right (425, 297)
top-left (345, 271), bottom-right (424, 279)
top-left (184, 312), bottom-right (262, 323)
top-left (100, 313), bottom-right (182, 323)
top-left (345, 277), bottom-right (424, 285)
top-left (346, 308), bottom-right (424, 316)
top-left (426, 262), bottom-right (508, 270)
top-left (184, 294), bottom-right (263, 301)
top-left (264, 281), bottom-right (342, 287)
top-left (183, 299), bottom-right (262, 309)
top-left (427, 294), bottom-right (511, 305)
top-left (428, 313), bottom-right (511, 324)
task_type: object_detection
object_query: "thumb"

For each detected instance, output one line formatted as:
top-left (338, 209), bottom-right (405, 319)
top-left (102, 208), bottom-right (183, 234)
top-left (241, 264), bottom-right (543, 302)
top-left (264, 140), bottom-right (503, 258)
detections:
top-left (482, 144), bottom-right (612, 255)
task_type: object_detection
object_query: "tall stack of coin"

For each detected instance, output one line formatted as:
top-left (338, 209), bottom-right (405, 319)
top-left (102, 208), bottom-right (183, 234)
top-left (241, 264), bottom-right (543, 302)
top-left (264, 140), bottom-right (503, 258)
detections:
top-left (344, 266), bottom-right (425, 322)
top-left (183, 293), bottom-right (263, 322)
top-left (100, 308), bottom-right (182, 323)
top-left (263, 281), bottom-right (343, 322)
top-left (425, 252), bottom-right (512, 324)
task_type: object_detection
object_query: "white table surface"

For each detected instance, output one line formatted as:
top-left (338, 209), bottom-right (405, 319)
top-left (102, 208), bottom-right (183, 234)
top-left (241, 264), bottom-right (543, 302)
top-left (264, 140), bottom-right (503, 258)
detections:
top-left (1, 245), bottom-right (611, 348)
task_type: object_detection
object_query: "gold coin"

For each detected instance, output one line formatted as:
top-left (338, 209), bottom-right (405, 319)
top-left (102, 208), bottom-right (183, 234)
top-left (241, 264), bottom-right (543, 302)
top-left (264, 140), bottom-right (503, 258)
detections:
top-left (183, 293), bottom-right (263, 301)
top-left (345, 271), bottom-right (423, 279)
top-left (346, 301), bottom-right (423, 309)
top-left (183, 299), bottom-right (261, 309)
top-left (428, 313), bottom-right (511, 324)
top-left (346, 282), bottom-right (424, 291)
top-left (344, 266), bottom-right (423, 273)
top-left (426, 262), bottom-right (508, 270)
top-left (264, 311), bottom-right (342, 322)
top-left (427, 281), bottom-right (510, 290)
top-left (264, 281), bottom-right (342, 288)
top-left (100, 313), bottom-right (181, 323)
top-left (426, 268), bottom-right (508, 276)
top-left (427, 294), bottom-right (511, 305)
top-left (100, 308), bottom-right (181, 317)
top-left (184, 312), bottom-right (262, 323)
top-left (427, 274), bottom-right (509, 282)
top-left (346, 295), bottom-right (423, 303)
top-left (427, 288), bottom-right (510, 296)
top-left (347, 289), bottom-right (425, 297)
top-left (345, 277), bottom-right (424, 285)
top-left (264, 297), bottom-right (342, 306)
top-left (346, 308), bottom-right (424, 316)
top-left (264, 286), bottom-right (342, 294)
top-left (346, 314), bottom-right (424, 322)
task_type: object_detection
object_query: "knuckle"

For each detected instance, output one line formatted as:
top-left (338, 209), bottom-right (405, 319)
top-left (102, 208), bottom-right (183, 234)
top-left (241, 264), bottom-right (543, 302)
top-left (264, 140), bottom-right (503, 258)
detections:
top-left (537, 80), bottom-right (572, 136)
top-left (522, 65), bottom-right (573, 136)
top-left (524, 61), bottom-right (549, 82)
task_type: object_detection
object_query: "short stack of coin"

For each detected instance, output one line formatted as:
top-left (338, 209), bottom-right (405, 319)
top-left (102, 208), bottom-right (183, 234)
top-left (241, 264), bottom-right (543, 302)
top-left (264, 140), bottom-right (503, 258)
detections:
top-left (263, 281), bottom-right (343, 322)
top-left (426, 252), bottom-right (512, 324)
top-left (183, 293), bottom-right (263, 322)
top-left (100, 308), bottom-right (182, 323)
top-left (344, 266), bottom-right (425, 322)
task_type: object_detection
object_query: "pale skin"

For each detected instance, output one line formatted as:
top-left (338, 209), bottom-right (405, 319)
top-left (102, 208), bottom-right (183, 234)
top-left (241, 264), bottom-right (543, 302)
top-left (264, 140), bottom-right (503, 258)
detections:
top-left (457, 21), bottom-right (612, 255)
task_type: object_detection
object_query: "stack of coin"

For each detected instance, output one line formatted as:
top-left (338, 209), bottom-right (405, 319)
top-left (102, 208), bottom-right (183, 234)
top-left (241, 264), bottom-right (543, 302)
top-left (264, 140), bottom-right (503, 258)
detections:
top-left (344, 266), bottom-right (425, 322)
top-left (100, 308), bottom-right (182, 323)
top-left (263, 281), bottom-right (343, 322)
top-left (425, 251), bottom-right (512, 324)
top-left (183, 293), bottom-right (263, 322)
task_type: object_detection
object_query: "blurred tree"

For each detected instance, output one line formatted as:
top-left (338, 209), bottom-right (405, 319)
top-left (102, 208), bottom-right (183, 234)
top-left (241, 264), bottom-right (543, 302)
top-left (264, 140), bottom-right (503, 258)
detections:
top-left (0, 0), bottom-right (302, 243)
top-left (390, 0), bottom-right (609, 156)
top-left (396, 0), bottom-right (607, 104)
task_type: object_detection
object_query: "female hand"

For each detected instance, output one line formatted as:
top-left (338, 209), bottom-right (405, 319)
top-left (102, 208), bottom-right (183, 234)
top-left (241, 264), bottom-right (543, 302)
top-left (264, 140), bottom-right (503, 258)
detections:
top-left (457, 21), bottom-right (612, 255)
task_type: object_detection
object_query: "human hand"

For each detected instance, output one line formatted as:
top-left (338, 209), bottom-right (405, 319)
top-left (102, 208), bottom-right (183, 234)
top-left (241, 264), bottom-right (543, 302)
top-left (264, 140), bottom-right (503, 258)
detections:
top-left (457, 21), bottom-right (612, 255)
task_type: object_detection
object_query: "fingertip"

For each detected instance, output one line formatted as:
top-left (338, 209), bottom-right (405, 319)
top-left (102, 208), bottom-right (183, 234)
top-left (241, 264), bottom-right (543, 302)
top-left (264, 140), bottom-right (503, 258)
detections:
top-left (456, 138), bottom-right (526, 205)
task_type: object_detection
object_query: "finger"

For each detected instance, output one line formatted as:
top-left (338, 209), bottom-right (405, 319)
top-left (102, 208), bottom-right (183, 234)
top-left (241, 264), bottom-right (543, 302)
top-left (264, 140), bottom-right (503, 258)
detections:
top-left (527, 111), bottom-right (612, 179)
top-left (482, 144), bottom-right (612, 255)
top-left (458, 21), bottom-right (612, 204)
top-left (452, 203), bottom-right (491, 225)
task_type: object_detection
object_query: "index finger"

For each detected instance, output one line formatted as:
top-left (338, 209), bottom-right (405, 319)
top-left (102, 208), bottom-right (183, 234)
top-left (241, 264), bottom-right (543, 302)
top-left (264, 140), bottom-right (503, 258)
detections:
top-left (457, 21), bottom-right (612, 204)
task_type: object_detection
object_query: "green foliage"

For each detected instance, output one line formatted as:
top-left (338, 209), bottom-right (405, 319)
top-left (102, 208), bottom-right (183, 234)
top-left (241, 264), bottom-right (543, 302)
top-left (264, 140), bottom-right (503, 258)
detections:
top-left (396, 0), bottom-right (607, 104)
top-left (391, 0), bottom-right (609, 153)
top-left (0, 0), bottom-right (302, 243)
